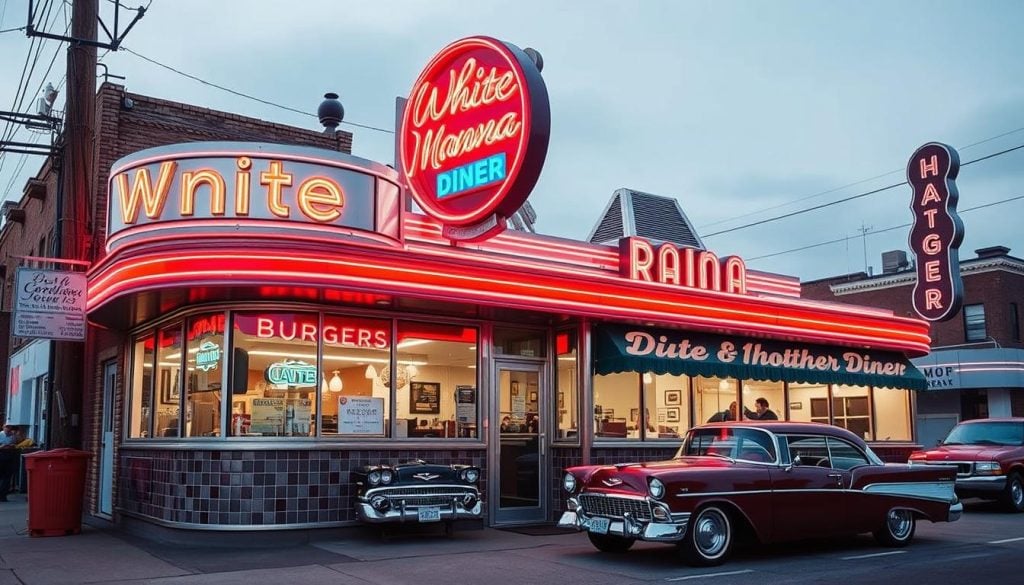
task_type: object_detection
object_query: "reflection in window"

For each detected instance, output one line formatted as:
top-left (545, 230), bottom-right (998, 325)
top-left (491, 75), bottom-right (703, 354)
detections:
top-left (231, 312), bottom-right (318, 437)
top-left (155, 324), bottom-right (182, 438)
top-left (128, 334), bottom-right (154, 438)
top-left (396, 321), bottom-right (478, 439)
top-left (323, 314), bottom-right (391, 438)
top-left (554, 330), bottom-right (579, 442)
top-left (185, 313), bottom-right (226, 437)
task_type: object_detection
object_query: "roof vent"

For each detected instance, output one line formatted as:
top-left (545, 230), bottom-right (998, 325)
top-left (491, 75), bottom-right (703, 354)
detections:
top-left (881, 250), bottom-right (910, 274)
top-left (975, 245), bottom-right (1010, 259)
top-left (587, 188), bottom-right (704, 249)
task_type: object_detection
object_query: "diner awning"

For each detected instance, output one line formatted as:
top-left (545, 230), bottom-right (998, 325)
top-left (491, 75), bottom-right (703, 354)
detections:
top-left (593, 324), bottom-right (927, 391)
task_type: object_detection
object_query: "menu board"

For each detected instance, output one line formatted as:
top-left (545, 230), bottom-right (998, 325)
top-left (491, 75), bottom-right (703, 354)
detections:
top-left (455, 386), bottom-right (476, 423)
top-left (250, 398), bottom-right (285, 434)
top-left (338, 396), bottom-right (385, 435)
top-left (410, 381), bottom-right (441, 414)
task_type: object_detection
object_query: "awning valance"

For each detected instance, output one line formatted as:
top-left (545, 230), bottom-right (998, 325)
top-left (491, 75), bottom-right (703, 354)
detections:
top-left (594, 325), bottom-right (927, 391)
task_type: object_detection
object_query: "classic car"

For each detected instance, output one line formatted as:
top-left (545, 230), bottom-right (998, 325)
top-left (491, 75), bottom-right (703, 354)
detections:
top-left (559, 421), bottom-right (961, 566)
top-left (908, 417), bottom-right (1024, 512)
top-left (353, 459), bottom-right (483, 530)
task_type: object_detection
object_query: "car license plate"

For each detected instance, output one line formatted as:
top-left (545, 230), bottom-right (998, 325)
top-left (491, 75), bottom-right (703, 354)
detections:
top-left (588, 517), bottom-right (610, 535)
top-left (418, 507), bottom-right (441, 523)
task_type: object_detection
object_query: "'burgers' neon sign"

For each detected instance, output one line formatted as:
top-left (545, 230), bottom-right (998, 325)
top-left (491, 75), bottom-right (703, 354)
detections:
top-left (400, 36), bottom-right (550, 241)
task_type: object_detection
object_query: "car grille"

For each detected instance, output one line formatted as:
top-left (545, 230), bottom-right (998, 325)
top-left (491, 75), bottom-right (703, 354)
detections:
top-left (920, 461), bottom-right (973, 477)
top-left (578, 494), bottom-right (652, 521)
top-left (376, 486), bottom-right (477, 508)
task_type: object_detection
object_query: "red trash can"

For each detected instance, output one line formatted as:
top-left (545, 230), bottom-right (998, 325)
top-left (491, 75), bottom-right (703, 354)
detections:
top-left (23, 448), bottom-right (92, 537)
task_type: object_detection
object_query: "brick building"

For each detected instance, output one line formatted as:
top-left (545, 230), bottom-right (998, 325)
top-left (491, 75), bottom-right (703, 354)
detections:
top-left (803, 245), bottom-right (1024, 447)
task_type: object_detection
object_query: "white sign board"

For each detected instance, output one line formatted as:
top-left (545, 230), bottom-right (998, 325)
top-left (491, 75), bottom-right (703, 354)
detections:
top-left (13, 268), bottom-right (86, 340)
top-left (338, 396), bottom-right (385, 434)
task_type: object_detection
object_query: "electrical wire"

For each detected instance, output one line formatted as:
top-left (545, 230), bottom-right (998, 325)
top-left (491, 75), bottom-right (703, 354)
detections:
top-left (746, 193), bottom-right (1024, 262)
top-left (702, 142), bottom-right (1024, 239)
top-left (120, 46), bottom-right (394, 134)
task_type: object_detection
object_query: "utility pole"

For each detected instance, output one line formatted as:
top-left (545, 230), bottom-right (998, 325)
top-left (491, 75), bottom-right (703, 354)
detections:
top-left (49, 0), bottom-right (98, 449)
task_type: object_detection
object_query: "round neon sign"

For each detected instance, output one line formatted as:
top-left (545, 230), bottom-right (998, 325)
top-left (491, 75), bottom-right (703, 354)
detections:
top-left (399, 36), bottom-right (550, 241)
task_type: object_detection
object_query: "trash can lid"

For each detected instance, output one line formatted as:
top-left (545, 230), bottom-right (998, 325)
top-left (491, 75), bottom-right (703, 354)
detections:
top-left (23, 448), bottom-right (93, 460)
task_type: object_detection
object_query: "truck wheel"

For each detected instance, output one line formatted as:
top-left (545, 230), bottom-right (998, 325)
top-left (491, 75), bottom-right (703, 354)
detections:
top-left (1002, 472), bottom-right (1024, 512)
top-left (587, 532), bottom-right (634, 553)
top-left (873, 508), bottom-right (915, 547)
top-left (679, 506), bottom-right (733, 566)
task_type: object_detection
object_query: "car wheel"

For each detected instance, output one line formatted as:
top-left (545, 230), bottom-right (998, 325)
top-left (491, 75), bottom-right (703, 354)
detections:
top-left (873, 508), bottom-right (916, 547)
top-left (679, 506), bottom-right (733, 566)
top-left (1001, 472), bottom-right (1024, 512)
top-left (587, 532), bottom-right (635, 553)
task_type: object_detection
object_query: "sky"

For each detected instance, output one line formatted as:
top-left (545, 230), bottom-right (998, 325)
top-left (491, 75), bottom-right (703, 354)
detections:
top-left (1, 0), bottom-right (1022, 282)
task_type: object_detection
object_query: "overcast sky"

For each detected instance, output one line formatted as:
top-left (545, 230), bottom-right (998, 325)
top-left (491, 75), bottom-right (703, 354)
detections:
top-left (1, 0), bottom-right (1022, 281)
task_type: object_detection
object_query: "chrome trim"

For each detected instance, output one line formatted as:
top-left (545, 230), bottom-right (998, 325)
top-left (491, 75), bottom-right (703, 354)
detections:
top-left (948, 500), bottom-right (964, 522)
top-left (561, 496), bottom-right (690, 543)
top-left (914, 460), bottom-right (975, 477)
top-left (356, 499), bottom-right (483, 524)
top-left (862, 481), bottom-right (956, 503)
top-left (356, 484), bottom-right (483, 524)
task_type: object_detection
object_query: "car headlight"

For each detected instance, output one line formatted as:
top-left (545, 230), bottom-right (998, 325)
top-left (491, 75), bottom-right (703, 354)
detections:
top-left (563, 472), bottom-right (576, 493)
top-left (368, 470), bottom-right (382, 486)
top-left (464, 468), bottom-right (480, 483)
top-left (975, 461), bottom-right (1003, 475)
top-left (380, 469), bottom-right (394, 485)
top-left (649, 478), bottom-right (666, 500)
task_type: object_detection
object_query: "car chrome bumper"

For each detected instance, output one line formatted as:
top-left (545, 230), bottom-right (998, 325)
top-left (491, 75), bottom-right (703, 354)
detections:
top-left (955, 475), bottom-right (1007, 495)
top-left (557, 498), bottom-right (690, 542)
top-left (948, 499), bottom-right (964, 522)
top-left (355, 493), bottom-right (483, 524)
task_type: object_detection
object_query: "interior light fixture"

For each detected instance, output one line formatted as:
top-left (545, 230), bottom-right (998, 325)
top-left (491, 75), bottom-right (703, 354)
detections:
top-left (329, 370), bottom-right (343, 393)
top-left (365, 364), bottom-right (377, 379)
top-left (642, 372), bottom-right (653, 384)
top-left (321, 375), bottom-right (329, 394)
top-left (719, 378), bottom-right (731, 392)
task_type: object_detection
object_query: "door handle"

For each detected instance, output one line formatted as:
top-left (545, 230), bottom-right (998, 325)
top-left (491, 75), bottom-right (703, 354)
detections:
top-left (540, 433), bottom-right (546, 456)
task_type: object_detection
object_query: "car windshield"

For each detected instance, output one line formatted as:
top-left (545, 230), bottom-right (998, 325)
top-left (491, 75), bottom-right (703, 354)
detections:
top-left (677, 427), bottom-right (777, 463)
top-left (943, 422), bottom-right (1024, 446)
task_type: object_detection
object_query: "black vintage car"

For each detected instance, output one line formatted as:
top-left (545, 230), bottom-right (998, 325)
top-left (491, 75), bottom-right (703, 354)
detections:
top-left (353, 460), bottom-right (483, 528)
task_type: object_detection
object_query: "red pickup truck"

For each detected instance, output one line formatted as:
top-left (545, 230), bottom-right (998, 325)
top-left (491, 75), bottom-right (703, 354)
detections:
top-left (909, 418), bottom-right (1024, 512)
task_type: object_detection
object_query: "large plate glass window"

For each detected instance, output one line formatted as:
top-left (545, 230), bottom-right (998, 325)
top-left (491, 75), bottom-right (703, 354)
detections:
top-left (788, 383), bottom-right (829, 424)
top-left (128, 334), bottom-right (154, 438)
top-left (554, 330), bottom-right (578, 442)
top-left (231, 312), bottom-right (318, 437)
top-left (832, 385), bottom-right (871, 440)
top-left (185, 313), bottom-right (226, 437)
top-left (322, 314), bottom-right (391, 438)
top-left (694, 376), bottom-right (737, 423)
top-left (395, 321), bottom-right (478, 439)
top-left (155, 323), bottom-right (183, 438)
top-left (742, 380), bottom-right (784, 421)
top-left (873, 388), bottom-right (911, 441)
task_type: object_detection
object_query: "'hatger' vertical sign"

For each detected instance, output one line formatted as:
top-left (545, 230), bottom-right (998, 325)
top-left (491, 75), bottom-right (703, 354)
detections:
top-left (13, 268), bottom-right (87, 340)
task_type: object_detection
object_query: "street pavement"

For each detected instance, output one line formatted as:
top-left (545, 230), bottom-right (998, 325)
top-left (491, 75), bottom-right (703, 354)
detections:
top-left (0, 492), bottom-right (588, 585)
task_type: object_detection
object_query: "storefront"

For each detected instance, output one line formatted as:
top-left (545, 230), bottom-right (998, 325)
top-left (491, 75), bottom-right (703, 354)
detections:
top-left (84, 36), bottom-right (930, 531)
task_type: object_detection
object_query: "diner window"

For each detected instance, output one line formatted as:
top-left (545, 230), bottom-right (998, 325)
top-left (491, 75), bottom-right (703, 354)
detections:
top-left (554, 330), bottom-right (579, 442)
top-left (494, 327), bottom-right (546, 358)
top-left (644, 373), bottom-right (690, 439)
top-left (322, 314), bottom-right (391, 438)
top-left (873, 388), bottom-right (911, 441)
top-left (593, 373), bottom-right (638, 439)
top-left (231, 312), bottom-right (318, 437)
top-left (788, 383), bottom-right (828, 424)
top-left (694, 376), bottom-right (737, 423)
top-left (396, 321), bottom-right (478, 439)
top-left (964, 304), bottom-right (986, 342)
top-left (741, 380), bottom-right (784, 421)
top-left (155, 323), bottom-right (183, 438)
top-left (128, 334), bottom-right (155, 438)
top-left (832, 385), bottom-right (872, 440)
top-left (185, 313), bottom-right (226, 438)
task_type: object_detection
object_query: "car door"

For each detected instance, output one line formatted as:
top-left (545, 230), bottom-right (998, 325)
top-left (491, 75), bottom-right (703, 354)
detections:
top-left (770, 435), bottom-right (849, 542)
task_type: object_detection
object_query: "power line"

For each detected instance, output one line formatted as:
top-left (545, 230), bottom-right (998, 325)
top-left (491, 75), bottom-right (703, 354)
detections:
top-left (120, 46), bottom-right (395, 134)
top-left (699, 125), bottom-right (1024, 230)
top-left (703, 142), bottom-right (1024, 239)
top-left (0, 24), bottom-right (25, 34)
top-left (746, 192), bottom-right (1024, 262)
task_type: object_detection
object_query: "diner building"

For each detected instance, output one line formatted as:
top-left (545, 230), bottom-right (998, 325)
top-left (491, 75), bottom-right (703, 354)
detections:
top-left (5, 38), bottom-right (932, 534)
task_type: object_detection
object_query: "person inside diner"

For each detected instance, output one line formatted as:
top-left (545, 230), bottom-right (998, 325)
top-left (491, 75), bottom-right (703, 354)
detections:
top-left (744, 397), bottom-right (779, 421)
top-left (706, 401), bottom-right (737, 423)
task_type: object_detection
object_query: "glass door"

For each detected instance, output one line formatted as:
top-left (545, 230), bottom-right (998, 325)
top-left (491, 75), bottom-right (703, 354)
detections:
top-left (491, 362), bottom-right (547, 524)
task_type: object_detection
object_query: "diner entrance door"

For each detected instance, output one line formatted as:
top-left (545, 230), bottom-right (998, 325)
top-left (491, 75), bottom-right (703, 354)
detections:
top-left (491, 362), bottom-right (547, 524)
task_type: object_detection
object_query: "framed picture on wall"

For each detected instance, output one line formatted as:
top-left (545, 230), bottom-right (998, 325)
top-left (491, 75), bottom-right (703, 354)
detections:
top-left (665, 389), bottom-right (682, 405)
top-left (511, 381), bottom-right (520, 396)
top-left (657, 408), bottom-right (667, 423)
top-left (410, 381), bottom-right (441, 414)
top-left (529, 391), bottom-right (538, 402)
top-left (666, 407), bottom-right (681, 423)
top-left (630, 408), bottom-right (640, 423)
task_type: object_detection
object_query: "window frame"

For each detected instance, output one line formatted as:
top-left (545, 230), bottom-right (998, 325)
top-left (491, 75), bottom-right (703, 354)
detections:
top-left (964, 303), bottom-right (987, 343)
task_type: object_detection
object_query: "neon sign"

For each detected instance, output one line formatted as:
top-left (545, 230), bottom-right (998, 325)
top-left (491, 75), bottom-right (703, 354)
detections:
top-left (907, 142), bottom-right (964, 322)
top-left (619, 237), bottom-right (748, 295)
top-left (105, 143), bottom-right (402, 253)
top-left (400, 36), bottom-right (550, 241)
top-left (265, 360), bottom-right (317, 387)
top-left (253, 316), bottom-right (388, 349)
top-left (195, 341), bottom-right (221, 372)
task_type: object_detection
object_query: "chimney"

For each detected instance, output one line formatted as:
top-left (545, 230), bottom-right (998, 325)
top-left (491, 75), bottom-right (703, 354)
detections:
top-left (975, 246), bottom-right (1010, 259)
top-left (881, 250), bottom-right (910, 274)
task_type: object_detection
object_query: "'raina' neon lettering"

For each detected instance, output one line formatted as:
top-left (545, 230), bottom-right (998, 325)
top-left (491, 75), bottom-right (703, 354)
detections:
top-left (407, 58), bottom-right (522, 174)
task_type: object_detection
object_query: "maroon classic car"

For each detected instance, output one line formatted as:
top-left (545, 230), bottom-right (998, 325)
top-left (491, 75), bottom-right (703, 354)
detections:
top-left (909, 418), bottom-right (1024, 512)
top-left (559, 422), bottom-right (961, 566)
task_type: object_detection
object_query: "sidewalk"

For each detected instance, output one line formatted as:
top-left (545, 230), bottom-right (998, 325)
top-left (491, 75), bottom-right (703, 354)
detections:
top-left (0, 493), bottom-right (583, 585)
